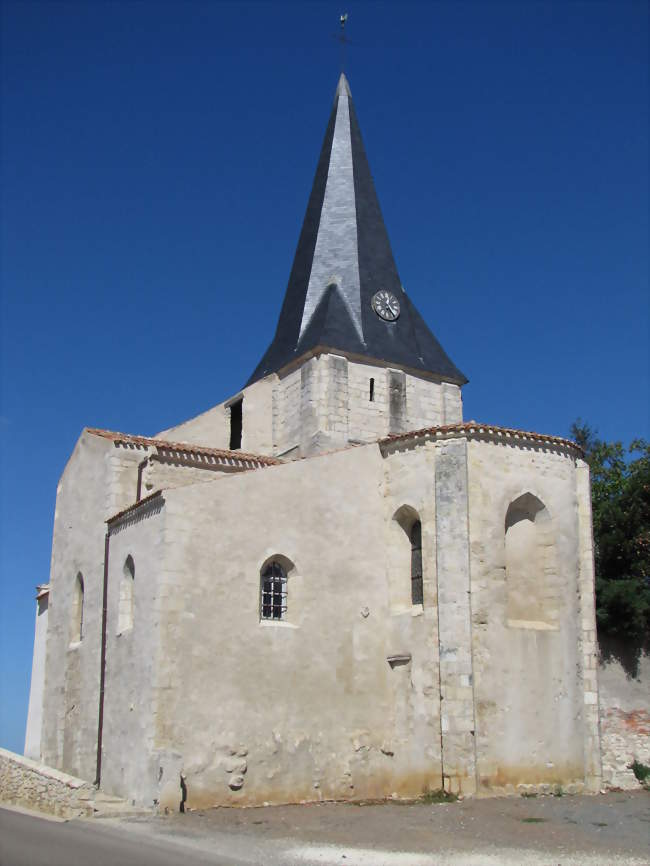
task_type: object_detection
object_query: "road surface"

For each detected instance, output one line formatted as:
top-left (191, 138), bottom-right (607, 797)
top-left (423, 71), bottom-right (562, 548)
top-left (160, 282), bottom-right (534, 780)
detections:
top-left (1, 791), bottom-right (648, 866)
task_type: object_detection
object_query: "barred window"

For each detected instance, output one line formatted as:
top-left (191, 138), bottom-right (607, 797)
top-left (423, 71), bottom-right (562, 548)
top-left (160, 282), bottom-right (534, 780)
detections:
top-left (260, 561), bottom-right (287, 620)
top-left (410, 521), bottom-right (423, 605)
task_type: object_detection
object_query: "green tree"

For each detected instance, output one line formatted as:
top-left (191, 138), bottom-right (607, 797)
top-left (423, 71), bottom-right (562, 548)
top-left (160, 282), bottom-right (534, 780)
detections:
top-left (571, 421), bottom-right (650, 638)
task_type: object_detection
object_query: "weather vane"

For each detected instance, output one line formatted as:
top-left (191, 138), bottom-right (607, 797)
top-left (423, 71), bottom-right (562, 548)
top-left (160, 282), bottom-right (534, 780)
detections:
top-left (337, 12), bottom-right (349, 73)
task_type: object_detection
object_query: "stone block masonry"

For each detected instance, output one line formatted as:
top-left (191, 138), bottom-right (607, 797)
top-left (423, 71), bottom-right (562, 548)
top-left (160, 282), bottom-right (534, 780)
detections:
top-left (0, 747), bottom-right (96, 818)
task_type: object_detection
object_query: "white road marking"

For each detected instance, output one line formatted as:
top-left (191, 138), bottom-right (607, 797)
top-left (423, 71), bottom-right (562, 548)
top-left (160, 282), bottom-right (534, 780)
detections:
top-left (286, 845), bottom-right (437, 865)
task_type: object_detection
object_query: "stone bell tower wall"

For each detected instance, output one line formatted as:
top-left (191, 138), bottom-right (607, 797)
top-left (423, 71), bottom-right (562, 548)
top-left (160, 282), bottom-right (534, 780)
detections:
top-left (157, 353), bottom-right (463, 460)
top-left (272, 354), bottom-right (462, 458)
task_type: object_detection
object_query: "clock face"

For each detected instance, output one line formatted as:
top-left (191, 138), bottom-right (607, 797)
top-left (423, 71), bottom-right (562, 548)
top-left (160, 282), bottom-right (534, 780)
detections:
top-left (371, 290), bottom-right (400, 321)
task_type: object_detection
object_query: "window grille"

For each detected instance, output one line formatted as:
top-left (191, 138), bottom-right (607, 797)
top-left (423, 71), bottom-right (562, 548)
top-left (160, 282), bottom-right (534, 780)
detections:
top-left (260, 561), bottom-right (288, 620)
top-left (410, 521), bottom-right (423, 605)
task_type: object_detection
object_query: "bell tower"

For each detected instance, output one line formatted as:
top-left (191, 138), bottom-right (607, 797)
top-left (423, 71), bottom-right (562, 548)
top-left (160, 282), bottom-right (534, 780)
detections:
top-left (247, 74), bottom-right (467, 457)
top-left (159, 75), bottom-right (467, 458)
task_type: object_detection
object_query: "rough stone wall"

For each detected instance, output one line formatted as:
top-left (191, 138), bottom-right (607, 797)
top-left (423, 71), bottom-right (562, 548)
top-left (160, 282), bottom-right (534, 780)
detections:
top-left (598, 642), bottom-right (650, 789)
top-left (274, 354), bottom-right (459, 457)
top-left (441, 382), bottom-right (463, 425)
top-left (0, 747), bottom-right (95, 818)
top-left (466, 437), bottom-right (595, 794)
top-left (273, 365), bottom-right (301, 457)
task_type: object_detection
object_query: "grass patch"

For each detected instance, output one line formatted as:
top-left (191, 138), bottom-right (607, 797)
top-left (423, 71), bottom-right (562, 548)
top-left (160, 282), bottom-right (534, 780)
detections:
top-left (592, 821), bottom-right (608, 828)
top-left (520, 792), bottom-right (537, 798)
top-left (521, 817), bottom-right (546, 823)
top-left (420, 788), bottom-right (458, 804)
top-left (630, 760), bottom-right (650, 786)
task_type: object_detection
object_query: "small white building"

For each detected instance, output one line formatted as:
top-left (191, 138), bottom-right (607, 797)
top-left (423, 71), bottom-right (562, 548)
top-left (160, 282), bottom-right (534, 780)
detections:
top-left (26, 74), bottom-right (602, 809)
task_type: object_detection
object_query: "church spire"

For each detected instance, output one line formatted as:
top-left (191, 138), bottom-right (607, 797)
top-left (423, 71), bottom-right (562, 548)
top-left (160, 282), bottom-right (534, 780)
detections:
top-left (247, 74), bottom-right (467, 387)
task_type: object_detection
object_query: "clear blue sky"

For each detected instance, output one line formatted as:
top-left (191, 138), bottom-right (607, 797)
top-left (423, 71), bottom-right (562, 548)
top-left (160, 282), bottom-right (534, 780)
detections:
top-left (1, 1), bottom-right (648, 755)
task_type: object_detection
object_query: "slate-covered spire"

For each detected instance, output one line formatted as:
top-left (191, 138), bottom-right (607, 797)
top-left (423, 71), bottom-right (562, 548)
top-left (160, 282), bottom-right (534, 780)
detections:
top-left (247, 74), bottom-right (467, 386)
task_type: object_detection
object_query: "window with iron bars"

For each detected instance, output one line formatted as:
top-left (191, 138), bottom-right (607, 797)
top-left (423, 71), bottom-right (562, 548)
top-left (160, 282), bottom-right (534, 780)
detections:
top-left (260, 561), bottom-right (288, 620)
top-left (410, 521), bottom-right (423, 605)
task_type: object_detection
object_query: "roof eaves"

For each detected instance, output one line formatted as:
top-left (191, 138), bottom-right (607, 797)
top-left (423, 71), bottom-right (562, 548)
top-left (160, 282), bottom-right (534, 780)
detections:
top-left (379, 422), bottom-right (583, 456)
top-left (106, 490), bottom-right (164, 526)
top-left (86, 427), bottom-right (281, 467)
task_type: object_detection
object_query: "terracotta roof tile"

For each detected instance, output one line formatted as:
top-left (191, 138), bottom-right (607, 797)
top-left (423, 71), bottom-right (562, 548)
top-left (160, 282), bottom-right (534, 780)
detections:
top-left (106, 490), bottom-right (164, 526)
top-left (86, 427), bottom-right (280, 467)
top-left (380, 421), bottom-right (583, 455)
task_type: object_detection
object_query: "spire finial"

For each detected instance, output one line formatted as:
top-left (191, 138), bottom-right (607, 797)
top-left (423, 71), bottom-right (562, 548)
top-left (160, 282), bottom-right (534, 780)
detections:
top-left (338, 12), bottom-right (349, 73)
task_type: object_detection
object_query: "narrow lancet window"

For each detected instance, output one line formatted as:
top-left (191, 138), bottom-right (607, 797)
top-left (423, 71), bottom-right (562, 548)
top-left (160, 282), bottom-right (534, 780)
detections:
top-left (229, 399), bottom-right (242, 450)
top-left (72, 572), bottom-right (84, 642)
top-left (410, 521), bottom-right (423, 605)
top-left (369, 378), bottom-right (375, 402)
top-left (260, 561), bottom-right (287, 620)
top-left (118, 555), bottom-right (135, 633)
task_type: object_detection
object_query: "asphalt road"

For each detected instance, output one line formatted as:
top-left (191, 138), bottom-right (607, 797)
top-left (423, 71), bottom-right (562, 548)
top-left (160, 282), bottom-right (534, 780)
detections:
top-left (0, 807), bottom-right (247, 866)
top-left (1, 792), bottom-right (649, 866)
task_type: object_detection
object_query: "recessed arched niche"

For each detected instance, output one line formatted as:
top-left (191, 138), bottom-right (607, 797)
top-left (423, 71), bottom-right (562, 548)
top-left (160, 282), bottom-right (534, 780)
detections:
top-left (504, 493), bottom-right (559, 630)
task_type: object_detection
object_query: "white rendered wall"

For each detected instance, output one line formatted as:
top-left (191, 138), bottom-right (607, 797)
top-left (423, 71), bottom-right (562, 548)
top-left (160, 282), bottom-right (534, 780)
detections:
top-left (40, 432), bottom-right (115, 780)
top-left (100, 500), bottom-right (167, 807)
top-left (24, 592), bottom-right (49, 760)
top-left (156, 376), bottom-right (274, 456)
top-left (103, 442), bottom-right (446, 809)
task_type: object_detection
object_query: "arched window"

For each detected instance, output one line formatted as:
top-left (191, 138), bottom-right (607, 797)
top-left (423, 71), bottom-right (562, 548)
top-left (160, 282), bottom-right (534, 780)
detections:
top-left (71, 572), bottom-right (84, 643)
top-left (410, 520), bottom-right (423, 605)
top-left (260, 561), bottom-right (287, 620)
top-left (118, 555), bottom-right (135, 634)
top-left (389, 505), bottom-right (424, 610)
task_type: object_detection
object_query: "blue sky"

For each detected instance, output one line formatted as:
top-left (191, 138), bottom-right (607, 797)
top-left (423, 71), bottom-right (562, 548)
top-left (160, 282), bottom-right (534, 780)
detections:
top-left (1, 1), bottom-right (648, 754)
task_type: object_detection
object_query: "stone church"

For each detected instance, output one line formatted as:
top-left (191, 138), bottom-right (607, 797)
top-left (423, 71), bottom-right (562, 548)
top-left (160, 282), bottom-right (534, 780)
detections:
top-left (25, 74), bottom-right (602, 808)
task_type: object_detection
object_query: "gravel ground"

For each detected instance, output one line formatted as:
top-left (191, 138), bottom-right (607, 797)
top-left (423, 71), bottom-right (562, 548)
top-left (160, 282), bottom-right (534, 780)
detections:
top-left (112, 790), bottom-right (650, 865)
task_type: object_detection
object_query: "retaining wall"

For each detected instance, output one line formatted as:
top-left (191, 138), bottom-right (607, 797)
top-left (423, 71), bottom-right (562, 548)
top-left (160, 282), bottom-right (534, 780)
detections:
top-left (0, 747), bottom-right (95, 818)
top-left (598, 640), bottom-right (650, 789)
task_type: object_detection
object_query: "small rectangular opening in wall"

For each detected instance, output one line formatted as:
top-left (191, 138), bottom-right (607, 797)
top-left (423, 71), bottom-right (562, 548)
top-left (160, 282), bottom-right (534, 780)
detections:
top-left (369, 378), bottom-right (375, 402)
top-left (229, 399), bottom-right (242, 450)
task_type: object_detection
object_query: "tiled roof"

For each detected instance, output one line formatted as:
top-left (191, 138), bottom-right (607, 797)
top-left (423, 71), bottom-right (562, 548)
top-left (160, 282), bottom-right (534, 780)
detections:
top-left (86, 428), bottom-right (281, 467)
top-left (380, 422), bottom-right (583, 455)
top-left (106, 490), bottom-right (164, 526)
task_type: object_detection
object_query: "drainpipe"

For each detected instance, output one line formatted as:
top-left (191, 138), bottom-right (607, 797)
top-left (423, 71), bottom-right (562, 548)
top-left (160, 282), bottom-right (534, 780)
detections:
top-left (95, 531), bottom-right (110, 787)
top-left (136, 457), bottom-right (149, 503)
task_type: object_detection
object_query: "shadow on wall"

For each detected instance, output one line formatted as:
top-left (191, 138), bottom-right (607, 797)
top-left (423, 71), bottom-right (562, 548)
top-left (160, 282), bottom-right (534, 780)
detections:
top-left (599, 633), bottom-right (650, 680)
